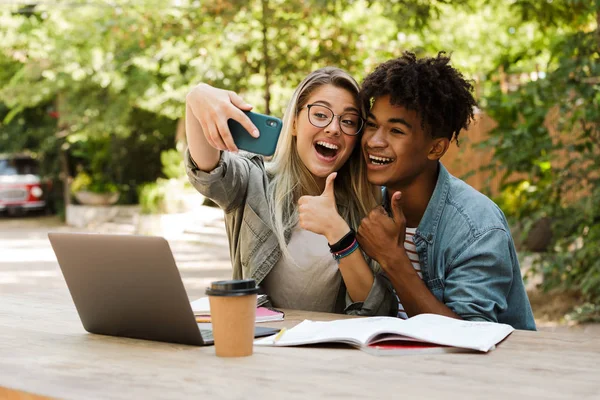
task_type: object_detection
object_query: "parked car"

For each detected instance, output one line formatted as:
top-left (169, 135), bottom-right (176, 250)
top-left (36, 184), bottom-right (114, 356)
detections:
top-left (0, 153), bottom-right (53, 215)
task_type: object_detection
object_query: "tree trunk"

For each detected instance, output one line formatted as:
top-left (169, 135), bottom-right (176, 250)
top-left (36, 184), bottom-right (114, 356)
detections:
top-left (59, 145), bottom-right (70, 208)
top-left (596, 7), bottom-right (600, 50)
top-left (499, 65), bottom-right (508, 94)
top-left (261, 0), bottom-right (271, 115)
top-left (55, 94), bottom-right (71, 210)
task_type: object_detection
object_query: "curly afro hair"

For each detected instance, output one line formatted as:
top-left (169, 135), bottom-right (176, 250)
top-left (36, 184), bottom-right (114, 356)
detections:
top-left (360, 51), bottom-right (477, 143)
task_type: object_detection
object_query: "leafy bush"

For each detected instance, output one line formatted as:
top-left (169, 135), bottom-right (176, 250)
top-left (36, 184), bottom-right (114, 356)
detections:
top-left (484, 13), bottom-right (600, 322)
top-left (138, 180), bottom-right (168, 214)
top-left (160, 148), bottom-right (186, 180)
top-left (70, 171), bottom-right (118, 194)
top-left (138, 148), bottom-right (194, 214)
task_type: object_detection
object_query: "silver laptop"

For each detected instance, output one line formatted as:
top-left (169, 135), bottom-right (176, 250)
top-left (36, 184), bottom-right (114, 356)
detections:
top-left (48, 232), bottom-right (279, 346)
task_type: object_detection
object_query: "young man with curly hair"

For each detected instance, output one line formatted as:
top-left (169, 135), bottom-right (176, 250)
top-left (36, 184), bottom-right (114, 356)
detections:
top-left (357, 52), bottom-right (536, 330)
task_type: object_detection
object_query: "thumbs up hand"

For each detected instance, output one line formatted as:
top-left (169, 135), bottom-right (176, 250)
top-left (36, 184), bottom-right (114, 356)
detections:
top-left (298, 173), bottom-right (350, 243)
top-left (357, 191), bottom-right (408, 271)
top-left (389, 191), bottom-right (407, 235)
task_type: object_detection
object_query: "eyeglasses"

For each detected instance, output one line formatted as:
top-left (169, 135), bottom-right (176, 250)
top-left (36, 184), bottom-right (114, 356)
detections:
top-left (304, 104), bottom-right (364, 136)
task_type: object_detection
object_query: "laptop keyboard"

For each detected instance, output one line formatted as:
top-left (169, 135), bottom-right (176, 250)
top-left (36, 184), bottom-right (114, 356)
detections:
top-left (200, 329), bottom-right (214, 341)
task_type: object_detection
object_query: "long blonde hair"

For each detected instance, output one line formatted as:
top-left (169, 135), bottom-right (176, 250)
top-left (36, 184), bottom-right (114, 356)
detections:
top-left (267, 67), bottom-right (378, 257)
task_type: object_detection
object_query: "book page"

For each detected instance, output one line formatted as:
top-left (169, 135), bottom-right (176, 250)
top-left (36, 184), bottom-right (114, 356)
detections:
top-left (256, 314), bottom-right (514, 352)
top-left (255, 317), bottom-right (400, 347)
top-left (378, 314), bottom-right (514, 352)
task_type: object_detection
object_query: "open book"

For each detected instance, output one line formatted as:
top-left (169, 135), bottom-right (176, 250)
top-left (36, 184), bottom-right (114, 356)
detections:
top-left (255, 314), bottom-right (514, 355)
top-left (190, 295), bottom-right (284, 323)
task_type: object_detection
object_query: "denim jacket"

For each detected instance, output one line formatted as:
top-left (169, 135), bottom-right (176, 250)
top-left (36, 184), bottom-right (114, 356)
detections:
top-left (185, 149), bottom-right (397, 316)
top-left (383, 163), bottom-right (536, 330)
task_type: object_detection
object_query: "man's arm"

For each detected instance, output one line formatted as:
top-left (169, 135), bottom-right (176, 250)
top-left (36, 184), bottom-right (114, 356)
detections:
top-left (441, 228), bottom-right (514, 322)
top-left (361, 207), bottom-right (515, 321)
top-left (376, 246), bottom-right (460, 319)
top-left (357, 191), bottom-right (460, 319)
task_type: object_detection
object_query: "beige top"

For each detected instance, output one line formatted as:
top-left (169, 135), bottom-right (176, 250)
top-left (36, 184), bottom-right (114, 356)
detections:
top-left (262, 226), bottom-right (341, 312)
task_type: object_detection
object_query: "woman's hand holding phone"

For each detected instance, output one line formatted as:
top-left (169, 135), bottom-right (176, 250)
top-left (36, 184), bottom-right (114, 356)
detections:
top-left (186, 84), bottom-right (259, 153)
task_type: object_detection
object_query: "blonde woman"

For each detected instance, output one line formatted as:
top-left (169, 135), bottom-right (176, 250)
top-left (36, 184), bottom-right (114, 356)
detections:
top-left (185, 68), bottom-right (396, 315)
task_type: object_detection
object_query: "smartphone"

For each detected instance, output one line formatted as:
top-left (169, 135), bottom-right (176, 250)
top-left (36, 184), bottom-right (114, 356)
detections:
top-left (228, 111), bottom-right (282, 156)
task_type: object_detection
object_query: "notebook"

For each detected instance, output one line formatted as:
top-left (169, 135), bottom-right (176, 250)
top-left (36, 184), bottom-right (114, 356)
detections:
top-left (255, 313), bottom-right (513, 355)
top-left (191, 295), bottom-right (284, 323)
top-left (361, 340), bottom-right (476, 356)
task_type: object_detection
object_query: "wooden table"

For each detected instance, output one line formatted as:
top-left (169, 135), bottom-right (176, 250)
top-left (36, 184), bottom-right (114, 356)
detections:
top-left (1, 292), bottom-right (599, 400)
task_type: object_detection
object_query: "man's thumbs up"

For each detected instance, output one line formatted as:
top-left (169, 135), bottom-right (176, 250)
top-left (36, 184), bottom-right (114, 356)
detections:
top-left (390, 191), bottom-right (407, 246)
top-left (357, 191), bottom-right (407, 265)
top-left (321, 172), bottom-right (337, 198)
top-left (390, 191), bottom-right (404, 224)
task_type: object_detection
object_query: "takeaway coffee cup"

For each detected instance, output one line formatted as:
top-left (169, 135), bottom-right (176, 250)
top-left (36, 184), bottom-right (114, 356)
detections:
top-left (206, 279), bottom-right (259, 357)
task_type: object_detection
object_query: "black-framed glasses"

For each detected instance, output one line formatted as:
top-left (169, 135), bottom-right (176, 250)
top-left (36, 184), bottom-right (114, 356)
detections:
top-left (304, 104), bottom-right (364, 136)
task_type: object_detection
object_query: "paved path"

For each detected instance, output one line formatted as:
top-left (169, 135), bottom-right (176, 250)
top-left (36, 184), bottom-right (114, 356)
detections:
top-left (0, 211), bottom-right (232, 299)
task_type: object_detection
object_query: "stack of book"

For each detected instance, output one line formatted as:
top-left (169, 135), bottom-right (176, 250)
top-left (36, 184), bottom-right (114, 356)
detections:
top-left (191, 294), bottom-right (285, 323)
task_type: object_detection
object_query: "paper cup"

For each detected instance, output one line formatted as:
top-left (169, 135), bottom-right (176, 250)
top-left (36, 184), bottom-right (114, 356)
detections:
top-left (206, 279), bottom-right (259, 357)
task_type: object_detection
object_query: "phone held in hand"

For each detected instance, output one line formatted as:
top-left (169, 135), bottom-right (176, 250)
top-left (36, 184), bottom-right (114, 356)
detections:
top-left (228, 111), bottom-right (282, 157)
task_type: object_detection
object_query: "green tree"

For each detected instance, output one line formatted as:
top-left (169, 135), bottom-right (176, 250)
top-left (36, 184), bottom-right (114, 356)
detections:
top-left (483, 0), bottom-right (600, 321)
top-left (0, 0), bottom-right (435, 206)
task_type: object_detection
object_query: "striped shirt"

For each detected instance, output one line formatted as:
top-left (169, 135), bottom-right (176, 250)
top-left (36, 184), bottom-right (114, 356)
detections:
top-left (397, 227), bottom-right (422, 319)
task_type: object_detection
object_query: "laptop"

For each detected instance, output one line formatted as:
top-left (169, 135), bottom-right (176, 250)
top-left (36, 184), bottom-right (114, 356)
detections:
top-left (48, 232), bottom-right (279, 346)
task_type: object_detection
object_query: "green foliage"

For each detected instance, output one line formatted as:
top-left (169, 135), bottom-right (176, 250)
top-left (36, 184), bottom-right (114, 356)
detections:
top-left (160, 149), bottom-right (185, 180)
top-left (0, 0), bottom-right (432, 208)
top-left (138, 180), bottom-right (168, 215)
top-left (138, 148), bottom-right (189, 214)
top-left (70, 171), bottom-right (118, 194)
top-left (540, 196), bottom-right (600, 303)
top-left (567, 302), bottom-right (600, 324)
top-left (0, 102), bottom-right (60, 177)
top-left (484, 1), bottom-right (600, 321)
